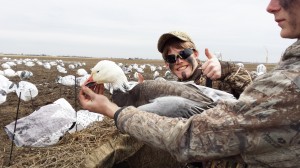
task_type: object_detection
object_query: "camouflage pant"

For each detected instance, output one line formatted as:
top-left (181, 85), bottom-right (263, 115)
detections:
top-left (82, 133), bottom-right (184, 168)
top-left (82, 132), bottom-right (246, 168)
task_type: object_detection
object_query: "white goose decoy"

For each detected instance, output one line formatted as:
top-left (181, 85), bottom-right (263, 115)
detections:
top-left (164, 70), bottom-right (173, 79)
top-left (56, 75), bottom-right (76, 86)
top-left (153, 71), bottom-right (160, 80)
top-left (68, 64), bottom-right (76, 70)
top-left (57, 65), bottom-right (67, 74)
top-left (84, 60), bottom-right (235, 118)
top-left (77, 68), bottom-right (88, 76)
top-left (0, 75), bottom-right (12, 104)
top-left (3, 69), bottom-right (16, 77)
top-left (6, 61), bottom-right (17, 67)
top-left (16, 70), bottom-right (33, 80)
top-left (1, 63), bottom-right (11, 69)
top-left (25, 61), bottom-right (35, 67)
top-left (236, 62), bottom-right (245, 68)
top-left (76, 74), bottom-right (90, 86)
top-left (256, 64), bottom-right (267, 76)
top-left (43, 62), bottom-right (51, 70)
top-left (0, 89), bottom-right (7, 105)
top-left (15, 81), bottom-right (38, 101)
top-left (0, 75), bottom-right (16, 94)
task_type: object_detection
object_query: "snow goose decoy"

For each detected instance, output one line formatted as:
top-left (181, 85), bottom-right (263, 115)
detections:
top-left (56, 75), bottom-right (76, 86)
top-left (16, 70), bottom-right (33, 80)
top-left (256, 64), bottom-right (267, 76)
top-left (15, 81), bottom-right (38, 101)
top-left (83, 60), bottom-right (234, 118)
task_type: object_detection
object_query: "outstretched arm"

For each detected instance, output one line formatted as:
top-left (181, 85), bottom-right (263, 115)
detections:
top-left (79, 86), bottom-right (119, 118)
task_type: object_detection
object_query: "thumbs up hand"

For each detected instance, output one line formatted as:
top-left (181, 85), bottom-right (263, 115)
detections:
top-left (201, 48), bottom-right (221, 80)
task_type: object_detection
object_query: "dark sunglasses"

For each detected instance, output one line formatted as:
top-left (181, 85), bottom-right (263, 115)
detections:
top-left (164, 48), bottom-right (194, 64)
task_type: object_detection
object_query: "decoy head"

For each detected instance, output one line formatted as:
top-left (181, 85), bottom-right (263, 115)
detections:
top-left (83, 60), bottom-right (129, 94)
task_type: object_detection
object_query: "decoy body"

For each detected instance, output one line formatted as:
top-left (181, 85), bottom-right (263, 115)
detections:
top-left (84, 60), bottom-right (235, 118)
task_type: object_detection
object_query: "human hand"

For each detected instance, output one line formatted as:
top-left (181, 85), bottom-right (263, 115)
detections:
top-left (79, 86), bottom-right (120, 118)
top-left (201, 48), bottom-right (221, 80)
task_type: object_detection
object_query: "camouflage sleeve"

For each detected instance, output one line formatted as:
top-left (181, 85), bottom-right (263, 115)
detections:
top-left (219, 61), bottom-right (231, 78)
top-left (220, 61), bottom-right (253, 95)
top-left (116, 70), bottom-right (300, 163)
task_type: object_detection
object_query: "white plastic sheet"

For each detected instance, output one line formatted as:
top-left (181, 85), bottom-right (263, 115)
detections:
top-left (5, 98), bottom-right (104, 147)
top-left (4, 98), bottom-right (76, 147)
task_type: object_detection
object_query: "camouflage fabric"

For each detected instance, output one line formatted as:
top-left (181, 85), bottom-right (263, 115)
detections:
top-left (116, 40), bottom-right (300, 167)
top-left (179, 60), bottom-right (253, 99)
top-left (83, 133), bottom-right (143, 168)
top-left (83, 132), bottom-right (185, 168)
top-left (83, 60), bottom-right (253, 168)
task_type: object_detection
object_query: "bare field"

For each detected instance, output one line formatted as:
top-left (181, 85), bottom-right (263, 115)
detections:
top-left (0, 55), bottom-right (276, 167)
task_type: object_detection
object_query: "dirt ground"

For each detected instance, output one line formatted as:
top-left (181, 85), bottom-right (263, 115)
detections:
top-left (0, 55), bottom-right (275, 168)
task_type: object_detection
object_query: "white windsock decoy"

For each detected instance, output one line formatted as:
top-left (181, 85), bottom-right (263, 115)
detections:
top-left (15, 81), bottom-right (38, 101)
top-left (76, 74), bottom-right (90, 86)
top-left (36, 61), bottom-right (43, 66)
top-left (153, 70), bottom-right (160, 79)
top-left (136, 67), bottom-right (144, 73)
top-left (43, 62), bottom-right (51, 70)
top-left (57, 65), bottom-right (67, 74)
top-left (6, 61), bottom-right (17, 67)
top-left (150, 65), bottom-right (156, 72)
top-left (1, 63), bottom-right (11, 69)
top-left (0, 75), bottom-right (16, 104)
top-left (164, 70), bottom-right (173, 79)
top-left (257, 64), bottom-right (267, 76)
top-left (49, 61), bottom-right (57, 66)
top-left (16, 70), bottom-right (33, 80)
top-left (68, 64), bottom-right (75, 70)
top-left (0, 75), bottom-right (16, 94)
top-left (56, 75), bottom-right (76, 86)
top-left (133, 71), bottom-right (139, 80)
top-left (2, 57), bottom-right (9, 60)
top-left (132, 63), bottom-right (138, 70)
top-left (3, 69), bottom-right (16, 77)
top-left (0, 89), bottom-right (7, 105)
top-left (16, 60), bottom-right (23, 65)
top-left (157, 66), bottom-right (163, 71)
top-left (140, 64), bottom-right (146, 69)
top-left (25, 61), bottom-right (35, 67)
top-left (236, 63), bottom-right (244, 68)
top-left (77, 68), bottom-right (88, 76)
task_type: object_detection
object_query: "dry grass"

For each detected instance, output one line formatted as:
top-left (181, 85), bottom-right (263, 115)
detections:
top-left (3, 118), bottom-right (120, 168)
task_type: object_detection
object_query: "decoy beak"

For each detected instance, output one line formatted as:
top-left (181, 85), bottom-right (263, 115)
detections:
top-left (83, 75), bottom-right (104, 95)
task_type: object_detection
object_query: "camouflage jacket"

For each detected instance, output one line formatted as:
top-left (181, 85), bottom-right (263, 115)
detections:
top-left (115, 40), bottom-right (300, 167)
top-left (178, 60), bottom-right (253, 98)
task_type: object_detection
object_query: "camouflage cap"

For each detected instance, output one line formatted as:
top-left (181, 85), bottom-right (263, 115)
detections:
top-left (157, 31), bottom-right (194, 53)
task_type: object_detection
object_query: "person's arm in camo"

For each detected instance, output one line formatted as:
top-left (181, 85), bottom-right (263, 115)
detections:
top-left (201, 48), bottom-right (253, 98)
top-left (219, 61), bottom-right (253, 96)
top-left (115, 49), bottom-right (300, 164)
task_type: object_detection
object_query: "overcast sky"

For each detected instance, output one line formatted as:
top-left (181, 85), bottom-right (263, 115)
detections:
top-left (0, 0), bottom-right (296, 63)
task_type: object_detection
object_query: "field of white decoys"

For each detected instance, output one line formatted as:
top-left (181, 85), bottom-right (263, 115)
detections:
top-left (0, 54), bottom-right (275, 167)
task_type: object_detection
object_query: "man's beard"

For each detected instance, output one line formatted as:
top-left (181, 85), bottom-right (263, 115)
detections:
top-left (181, 71), bottom-right (187, 80)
